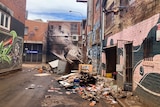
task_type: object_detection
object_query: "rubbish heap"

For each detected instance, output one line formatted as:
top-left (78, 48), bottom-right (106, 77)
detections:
top-left (57, 71), bottom-right (118, 106)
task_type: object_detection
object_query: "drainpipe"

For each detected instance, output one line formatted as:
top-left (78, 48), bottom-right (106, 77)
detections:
top-left (98, 0), bottom-right (105, 75)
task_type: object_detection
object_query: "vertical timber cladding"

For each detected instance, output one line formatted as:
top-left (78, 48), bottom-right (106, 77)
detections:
top-left (23, 43), bottom-right (42, 63)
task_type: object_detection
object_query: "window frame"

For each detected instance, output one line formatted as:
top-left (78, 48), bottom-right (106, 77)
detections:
top-left (106, 2), bottom-right (115, 29)
top-left (0, 10), bottom-right (11, 30)
top-left (71, 23), bottom-right (78, 34)
top-left (24, 26), bottom-right (29, 35)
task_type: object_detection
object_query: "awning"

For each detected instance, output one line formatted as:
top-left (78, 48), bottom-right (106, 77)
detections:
top-left (103, 44), bottom-right (117, 50)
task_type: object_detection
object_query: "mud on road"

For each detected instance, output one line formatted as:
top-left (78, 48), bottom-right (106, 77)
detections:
top-left (0, 65), bottom-right (51, 107)
top-left (0, 64), bottom-right (118, 107)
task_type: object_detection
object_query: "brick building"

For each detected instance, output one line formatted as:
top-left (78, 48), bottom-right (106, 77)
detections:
top-left (47, 20), bottom-right (82, 63)
top-left (23, 19), bottom-right (48, 63)
top-left (86, 0), bottom-right (102, 72)
top-left (101, 0), bottom-right (160, 106)
top-left (0, 0), bottom-right (26, 73)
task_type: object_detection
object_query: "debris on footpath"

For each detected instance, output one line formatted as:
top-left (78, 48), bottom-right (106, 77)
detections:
top-left (41, 95), bottom-right (79, 107)
top-left (47, 86), bottom-right (61, 93)
top-left (48, 60), bottom-right (68, 74)
top-left (25, 84), bottom-right (43, 90)
top-left (31, 64), bottom-right (119, 106)
top-left (25, 84), bottom-right (36, 89)
top-left (56, 71), bottom-right (118, 106)
top-left (34, 73), bottom-right (51, 77)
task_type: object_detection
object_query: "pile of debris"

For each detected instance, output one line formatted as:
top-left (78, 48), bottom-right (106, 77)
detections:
top-left (57, 71), bottom-right (118, 106)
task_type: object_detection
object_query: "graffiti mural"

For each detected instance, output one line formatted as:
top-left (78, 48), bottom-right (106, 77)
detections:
top-left (0, 30), bottom-right (23, 72)
top-left (47, 22), bottom-right (82, 63)
top-left (103, 13), bottom-right (160, 106)
top-left (0, 41), bottom-right (12, 64)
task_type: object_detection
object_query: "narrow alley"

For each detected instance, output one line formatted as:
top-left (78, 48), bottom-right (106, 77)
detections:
top-left (0, 64), bottom-right (121, 107)
top-left (0, 0), bottom-right (160, 107)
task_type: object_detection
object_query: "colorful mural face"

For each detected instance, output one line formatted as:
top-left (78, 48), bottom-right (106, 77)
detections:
top-left (47, 23), bottom-right (82, 63)
top-left (0, 30), bottom-right (23, 72)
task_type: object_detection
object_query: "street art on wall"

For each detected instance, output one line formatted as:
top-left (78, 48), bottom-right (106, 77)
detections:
top-left (0, 41), bottom-right (12, 64)
top-left (47, 23), bottom-right (82, 63)
top-left (0, 30), bottom-right (23, 72)
top-left (103, 13), bottom-right (160, 106)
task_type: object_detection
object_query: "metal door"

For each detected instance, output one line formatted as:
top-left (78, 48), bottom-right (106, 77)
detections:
top-left (124, 43), bottom-right (133, 91)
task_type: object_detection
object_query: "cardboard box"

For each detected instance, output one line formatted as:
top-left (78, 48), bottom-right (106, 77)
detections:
top-left (79, 64), bottom-right (92, 73)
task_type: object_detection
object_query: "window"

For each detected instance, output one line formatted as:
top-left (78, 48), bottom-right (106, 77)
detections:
top-left (1, 13), bottom-right (4, 26)
top-left (120, 0), bottom-right (129, 17)
top-left (71, 23), bottom-right (78, 34)
top-left (59, 26), bottom-right (61, 31)
top-left (0, 11), bottom-right (11, 30)
top-left (50, 25), bottom-right (54, 29)
top-left (106, 2), bottom-right (114, 28)
top-left (5, 16), bottom-right (8, 27)
top-left (143, 37), bottom-right (153, 61)
top-left (24, 27), bottom-right (28, 35)
top-left (102, 0), bottom-right (107, 8)
top-left (72, 35), bottom-right (78, 41)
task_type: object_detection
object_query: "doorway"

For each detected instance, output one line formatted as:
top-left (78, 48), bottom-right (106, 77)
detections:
top-left (23, 43), bottom-right (43, 63)
top-left (105, 46), bottom-right (117, 79)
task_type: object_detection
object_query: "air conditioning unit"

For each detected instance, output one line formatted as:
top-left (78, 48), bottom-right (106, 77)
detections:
top-left (72, 35), bottom-right (79, 41)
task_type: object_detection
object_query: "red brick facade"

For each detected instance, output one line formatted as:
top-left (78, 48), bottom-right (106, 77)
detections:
top-left (24, 20), bottom-right (48, 42)
top-left (1, 0), bottom-right (26, 23)
top-left (0, 0), bottom-right (26, 72)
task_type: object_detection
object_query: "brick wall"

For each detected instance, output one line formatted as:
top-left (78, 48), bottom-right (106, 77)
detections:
top-left (1, 0), bottom-right (26, 24)
top-left (121, 0), bottom-right (160, 30)
top-left (24, 20), bottom-right (48, 42)
top-left (104, 12), bottom-right (160, 105)
top-left (104, 0), bottom-right (160, 36)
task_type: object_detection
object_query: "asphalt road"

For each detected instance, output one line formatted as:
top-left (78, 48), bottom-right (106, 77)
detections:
top-left (0, 64), bottom-right (119, 107)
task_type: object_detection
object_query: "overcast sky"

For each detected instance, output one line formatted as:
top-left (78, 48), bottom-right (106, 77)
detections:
top-left (26, 0), bottom-right (87, 22)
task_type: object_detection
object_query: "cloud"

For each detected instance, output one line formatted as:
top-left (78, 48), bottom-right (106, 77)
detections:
top-left (26, 0), bottom-right (87, 21)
